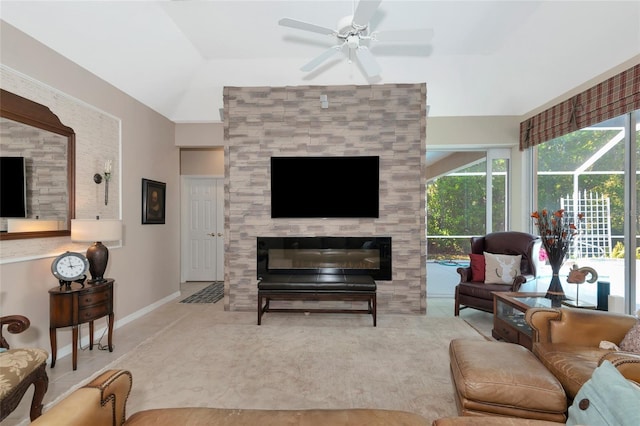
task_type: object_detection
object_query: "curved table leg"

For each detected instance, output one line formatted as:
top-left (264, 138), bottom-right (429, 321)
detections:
top-left (72, 325), bottom-right (78, 371)
top-left (89, 321), bottom-right (94, 350)
top-left (49, 327), bottom-right (57, 368)
top-left (108, 312), bottom-right (114, 351)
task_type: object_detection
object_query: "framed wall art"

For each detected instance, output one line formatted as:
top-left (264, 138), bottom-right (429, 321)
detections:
top-left (142, 178), bottom-right (166, 224)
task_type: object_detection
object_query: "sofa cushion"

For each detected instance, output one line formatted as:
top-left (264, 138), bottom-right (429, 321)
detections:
top-left (483, 253), bottom-right (521, 284)
top-left (566, 360), bottom-right (640, 426)
top-left (532, 342), bottom-right (613, 399)
top-left (469, 253), bottom-right (485, 282)
top-left (619, 320), bottom-right (640, 353)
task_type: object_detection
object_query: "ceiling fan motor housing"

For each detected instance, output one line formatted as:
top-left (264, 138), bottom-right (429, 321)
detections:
top-left (347, 35), bottom-right (360, 49)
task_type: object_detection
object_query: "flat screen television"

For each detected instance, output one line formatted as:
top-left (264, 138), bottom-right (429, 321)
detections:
top-left (0, 156), bottom-right (27, 218)
top-left (271, 156), bottom-right (379, 218)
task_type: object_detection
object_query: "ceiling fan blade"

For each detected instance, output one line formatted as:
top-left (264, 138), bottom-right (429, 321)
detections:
top-left (355, 46), bottom-right (381, 77)
top-left (352, 0), bottom-right (382, 27)
top-left (278, 18), bottom-right (336, 36)
top-left (373, 28), bottom-right (435, 43)
top-left (301, 46), bottom-right (343, 72)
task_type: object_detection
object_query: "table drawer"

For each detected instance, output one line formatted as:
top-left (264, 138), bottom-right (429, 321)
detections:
top-left (78, 303), bottom-right (110, 322)
top-left (493, 319), bottom-right (519, 343)
top-left (79, 288), bottom-right (111, 306)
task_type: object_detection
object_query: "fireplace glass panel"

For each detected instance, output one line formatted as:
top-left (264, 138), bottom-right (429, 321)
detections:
top-left (268, 248), bottom-right (380, 270)
top-left (257, 236), bottom-right (392, 280)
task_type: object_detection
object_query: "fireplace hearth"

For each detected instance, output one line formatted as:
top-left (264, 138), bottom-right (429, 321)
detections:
top-left (257, 236), bottom-right (392, 280)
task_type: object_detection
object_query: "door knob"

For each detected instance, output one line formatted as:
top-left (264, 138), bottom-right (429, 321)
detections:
top-left (217, 233), bottom-right (223, 237)
top-left (208, 232), bottom-right (215, 237)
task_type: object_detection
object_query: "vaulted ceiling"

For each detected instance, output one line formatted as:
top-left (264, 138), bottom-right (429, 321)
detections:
top-left (1, 1), bottom-right (638, 123)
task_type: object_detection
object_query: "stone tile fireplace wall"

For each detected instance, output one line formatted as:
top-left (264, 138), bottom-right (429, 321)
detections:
top-left (223, 83), bottom-right (427, 314)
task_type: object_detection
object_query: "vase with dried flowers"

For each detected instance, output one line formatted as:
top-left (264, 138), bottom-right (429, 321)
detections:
top-left (531, 208), bottom-right (584, 305)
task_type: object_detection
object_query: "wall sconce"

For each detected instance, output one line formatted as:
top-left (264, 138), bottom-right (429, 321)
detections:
top-left (93, 160), bottom-right (112, 205)
top-left (71, 216), bottom-right (122, 283)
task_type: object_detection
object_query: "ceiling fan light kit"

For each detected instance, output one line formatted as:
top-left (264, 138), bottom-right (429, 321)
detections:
top-left (279, 0), bottom-right (433, 79)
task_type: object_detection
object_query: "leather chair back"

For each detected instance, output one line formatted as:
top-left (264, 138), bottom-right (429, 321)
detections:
top-left (470, 231), bottom-right (540, 277)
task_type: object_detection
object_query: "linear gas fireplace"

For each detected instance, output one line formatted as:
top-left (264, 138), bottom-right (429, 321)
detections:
top-left (257, 236), bottom-right (392, 281)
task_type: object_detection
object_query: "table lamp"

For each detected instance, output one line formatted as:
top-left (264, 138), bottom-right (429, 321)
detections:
top-left (71, 217), bottom-right (122, 283)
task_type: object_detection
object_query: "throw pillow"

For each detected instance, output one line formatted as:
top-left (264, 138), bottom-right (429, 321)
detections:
top-left (468, 253), bottom-right (485, 282)
top-left (483, 252), bottom-right (521, 284)
top-left (619, 320), bottom-right (640, 353)
top-left (566, 360), bottom-right (640, 426)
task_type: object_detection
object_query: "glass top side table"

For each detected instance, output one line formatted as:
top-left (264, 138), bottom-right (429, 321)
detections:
top-left (492, 292), bottom-right (555, 350)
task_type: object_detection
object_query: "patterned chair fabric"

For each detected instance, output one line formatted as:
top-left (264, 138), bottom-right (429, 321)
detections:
top-left (0, 316), bottom-right (49, 422)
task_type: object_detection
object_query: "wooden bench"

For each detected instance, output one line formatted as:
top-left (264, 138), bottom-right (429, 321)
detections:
top-left (257, 274), bottom-right (377, 326)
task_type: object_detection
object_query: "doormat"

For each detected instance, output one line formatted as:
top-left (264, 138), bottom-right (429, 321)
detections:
top-left (180, 282), bottom-right (224, 304)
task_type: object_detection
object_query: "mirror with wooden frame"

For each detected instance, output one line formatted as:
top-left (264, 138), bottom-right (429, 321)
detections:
top-left (0, 89), bottom-right (75, 240)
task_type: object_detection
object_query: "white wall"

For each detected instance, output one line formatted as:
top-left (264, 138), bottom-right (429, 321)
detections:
top-left (0, 22), bottom-right (181, 353)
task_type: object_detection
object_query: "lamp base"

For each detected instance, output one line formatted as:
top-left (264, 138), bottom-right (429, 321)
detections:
top-left (86, 241), bottom-right (109, 283)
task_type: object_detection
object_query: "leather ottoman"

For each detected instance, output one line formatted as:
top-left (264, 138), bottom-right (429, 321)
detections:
top-left (449, 339), bottom-right (567, 422)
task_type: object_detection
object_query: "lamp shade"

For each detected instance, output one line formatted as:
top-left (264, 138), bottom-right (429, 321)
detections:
top-left (71, 219), bottom-right (122, 242)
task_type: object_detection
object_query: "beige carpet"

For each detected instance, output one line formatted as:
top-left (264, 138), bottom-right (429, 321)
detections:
top-left (98, 306), bottom-right (486, 423)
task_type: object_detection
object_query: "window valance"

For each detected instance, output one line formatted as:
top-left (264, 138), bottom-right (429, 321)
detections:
top-left (520, 63), bottom-right (640, 150)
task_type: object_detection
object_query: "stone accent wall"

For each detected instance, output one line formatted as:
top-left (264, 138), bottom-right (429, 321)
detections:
top-left (223, 84), bottom-right (427, 314)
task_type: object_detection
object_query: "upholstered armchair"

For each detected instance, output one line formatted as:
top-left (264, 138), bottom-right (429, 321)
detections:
top-left (0, 315), bottom-right (49, 422)
top-left (454, 231), bottom-right (541, 315)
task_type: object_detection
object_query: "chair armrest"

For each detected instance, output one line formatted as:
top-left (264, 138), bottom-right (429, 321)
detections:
top-left (525, 308), bottom-right (563, 343)
top-left (0, 315), bottom-right (30, 349)
top-left (526, 307), bottom-right (637, 346)
top-left (456, 267), bottom-right (471, 282)
top-left (31, 370), bottom-right (132, 426)
top-left (511, 274), bottom-right (535, 292)
top-left (600, 352), bottom-right (640, 384)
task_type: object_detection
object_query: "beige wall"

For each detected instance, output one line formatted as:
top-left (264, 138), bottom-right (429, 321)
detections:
top-left (180, 148), bottom-right (224, 176)
top-left (0, 22), bottom-right (181, 354)
top-left (175, 122), bottom-right (224, 147)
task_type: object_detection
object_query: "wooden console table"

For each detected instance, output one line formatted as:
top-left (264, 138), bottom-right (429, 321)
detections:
top-left (49, 279), bottom-right (114, 370)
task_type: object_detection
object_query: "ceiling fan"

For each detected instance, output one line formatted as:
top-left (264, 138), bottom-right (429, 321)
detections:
top-left (278, 0), bottom-right (434, 78)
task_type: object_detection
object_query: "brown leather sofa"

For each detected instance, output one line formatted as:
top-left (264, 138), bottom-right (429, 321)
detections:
top-left (432, 418), bottom-right (559, 425)
top-left (455, 231), bottom-right (541, 315)
top-left (525, 307), bottom-right (640, 400)
top-left (31, 369), bottom-right (432, 426)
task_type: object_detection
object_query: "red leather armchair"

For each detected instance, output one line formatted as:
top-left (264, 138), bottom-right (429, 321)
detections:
top-left (454, 231), bottom-right (541, 315)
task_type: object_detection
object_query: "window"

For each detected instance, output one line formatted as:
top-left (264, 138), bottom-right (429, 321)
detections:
top-left (533, 111), bottom-right (639, 313)
top-left (426, 150), bottom-right (510, 260)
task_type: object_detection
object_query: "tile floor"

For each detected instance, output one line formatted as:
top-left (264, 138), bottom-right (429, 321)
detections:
top-left (4, 282), bottom-right (493, 425)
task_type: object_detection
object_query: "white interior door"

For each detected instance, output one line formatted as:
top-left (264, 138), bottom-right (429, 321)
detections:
top-left (182, 177), bottom-right (224, 281)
